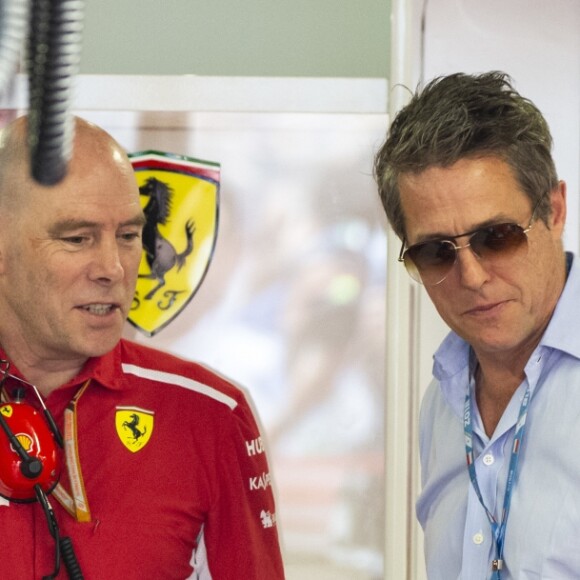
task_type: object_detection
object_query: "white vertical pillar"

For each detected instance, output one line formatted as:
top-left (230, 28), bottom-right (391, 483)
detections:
top-left (384, 1), bottom-right (426, 579)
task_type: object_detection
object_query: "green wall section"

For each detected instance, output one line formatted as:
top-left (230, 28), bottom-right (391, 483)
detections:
top-left (80, 0), bottom-right (390, 78)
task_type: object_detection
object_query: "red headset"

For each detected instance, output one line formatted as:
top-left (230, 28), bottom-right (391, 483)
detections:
top-left (0, 367), bottom-right (83, 579)
top-left (0, 386), bottom-right (62, 502)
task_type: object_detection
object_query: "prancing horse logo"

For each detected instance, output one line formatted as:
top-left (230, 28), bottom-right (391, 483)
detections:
top-left (138, 177), bottom-right (196, 300)
top-left (115, 407), bottom-right (154, 453)
top-left (122, 413), bottom-right (147, 442)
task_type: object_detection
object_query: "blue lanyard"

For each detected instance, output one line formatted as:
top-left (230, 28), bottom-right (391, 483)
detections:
top-left (463, 380), bottom-right (531, 579)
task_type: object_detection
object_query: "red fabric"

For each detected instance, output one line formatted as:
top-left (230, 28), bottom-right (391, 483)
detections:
top-left (0, 339), bottom-right (285, 579)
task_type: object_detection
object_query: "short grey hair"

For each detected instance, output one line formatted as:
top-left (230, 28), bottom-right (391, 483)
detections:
top-left (374, 71), bottom-right (558, 240)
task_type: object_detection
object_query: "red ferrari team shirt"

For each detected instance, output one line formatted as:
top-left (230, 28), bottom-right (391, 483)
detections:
top-left (0, 339), bottom-right (285, 579)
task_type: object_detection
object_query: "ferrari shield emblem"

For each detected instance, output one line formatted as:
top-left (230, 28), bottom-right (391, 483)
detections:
top-left (115, 407), bottom-right (155, 452)
top-left (128, 150), bottom-right (220, 336)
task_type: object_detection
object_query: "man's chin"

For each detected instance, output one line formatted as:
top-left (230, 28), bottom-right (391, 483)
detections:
top-left (76, 329), bottom-right (123, 359)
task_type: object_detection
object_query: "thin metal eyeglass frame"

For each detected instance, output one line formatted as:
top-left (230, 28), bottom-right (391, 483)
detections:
top-left (397, 194), bottom-right (546, 285)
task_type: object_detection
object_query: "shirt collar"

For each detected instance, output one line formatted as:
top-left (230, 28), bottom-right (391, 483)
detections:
top-left (433, 332), bottom-right (470, 382)
top-left (540, 252), bottom-right (580, 358)
top-left (62, 343), bottom-right (125, 391)
top-left (0, 341), bottom-right (126, 393)
top-left (432, 331), bottom-right (471, 418)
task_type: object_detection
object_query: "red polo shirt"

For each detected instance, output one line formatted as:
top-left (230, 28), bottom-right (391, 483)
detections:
top-left (0, 339), bottom-right (284, 579)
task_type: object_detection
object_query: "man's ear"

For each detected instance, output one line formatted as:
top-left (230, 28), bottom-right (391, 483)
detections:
top-left (549, 180), bottom-right (567, 237)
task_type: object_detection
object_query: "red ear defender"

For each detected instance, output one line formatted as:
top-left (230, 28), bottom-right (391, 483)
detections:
top-left (0, 377), bottom-right (82, 577)
top-left (0, 396), bottom-right (62, 502)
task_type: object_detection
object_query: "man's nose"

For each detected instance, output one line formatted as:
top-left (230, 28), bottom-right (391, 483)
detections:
top-left (89, 239), bottom-right (124, 282)
top-left (454, 244), bottom-right (490, 289)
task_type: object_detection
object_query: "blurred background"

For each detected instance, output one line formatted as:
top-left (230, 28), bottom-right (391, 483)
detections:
top-left (112, 110), bottom-right (390, 579)
top-left (0, 1), bottom-right (578, 578)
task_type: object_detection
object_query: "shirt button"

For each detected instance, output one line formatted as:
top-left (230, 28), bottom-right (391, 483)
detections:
top-left (473, 532), bottom-right (485, 545)
top-left (483, 454), bottom-right (494, 466)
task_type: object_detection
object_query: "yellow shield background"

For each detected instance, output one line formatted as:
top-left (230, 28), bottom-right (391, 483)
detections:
top-left (115, 407), bottom-right (155, 453)
top-left (128, 151), bottom-right (220, 336)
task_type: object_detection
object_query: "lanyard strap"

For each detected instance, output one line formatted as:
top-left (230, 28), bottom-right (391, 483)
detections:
top-left (464, 380), bottom-right (531, 579)
top-left (52, 380), bottom-right (92, 522)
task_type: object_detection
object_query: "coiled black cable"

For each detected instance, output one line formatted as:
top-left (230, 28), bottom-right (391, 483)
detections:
top-left (27, 0), bottom-right (84, 185)
top-left (36, 484), bottom-right (85, 580)
top-left (60, 536), bottom-right (84, 580)
top-left (35, 484), bottom-right (62, 580)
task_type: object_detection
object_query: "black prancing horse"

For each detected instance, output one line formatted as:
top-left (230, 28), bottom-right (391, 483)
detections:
top-left (122, 413), bottom-right (147, 442)
top-left (138, 177), bottom-right (195, 300)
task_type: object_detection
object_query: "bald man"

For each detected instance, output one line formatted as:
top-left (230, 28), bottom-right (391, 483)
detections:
top-left (0, 117), bottom-right (284, 579)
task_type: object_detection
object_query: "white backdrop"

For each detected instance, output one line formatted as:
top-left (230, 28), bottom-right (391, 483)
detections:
top-left (391, 1), bottom-right (580, 579)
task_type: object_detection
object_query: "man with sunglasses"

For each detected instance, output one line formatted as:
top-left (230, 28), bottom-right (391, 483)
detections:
top-left (375, 72), bottom-right (574, 578)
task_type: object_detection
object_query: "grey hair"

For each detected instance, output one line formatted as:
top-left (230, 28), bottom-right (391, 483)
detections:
top-left (374, 71), bottom-right (558, 240)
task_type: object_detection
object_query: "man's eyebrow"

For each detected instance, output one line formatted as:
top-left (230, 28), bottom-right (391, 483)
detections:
top-left (48, 215), bottom-right (147, 236)
top-left (48, 220), bottom-right (98, 236)
top-left (128, 214), bottom-right (147, 228)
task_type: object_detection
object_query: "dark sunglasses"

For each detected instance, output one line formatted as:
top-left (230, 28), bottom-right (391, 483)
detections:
top-left (399, 200), bottom-right (543, 286)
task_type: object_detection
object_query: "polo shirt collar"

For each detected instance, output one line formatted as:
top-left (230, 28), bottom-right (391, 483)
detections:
top-left (0, 341), bottom-right (126, 393)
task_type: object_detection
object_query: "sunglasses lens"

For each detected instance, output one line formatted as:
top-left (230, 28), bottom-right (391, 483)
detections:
top-left (405, 240), bottom-right (457, 284)
top-left (470, 223), bottom-right (527, 257)
top-left (404, 223), bottom-right (529, 285)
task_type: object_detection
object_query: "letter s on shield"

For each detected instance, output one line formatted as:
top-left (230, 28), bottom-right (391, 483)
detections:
top-left (128, 150), bottom-right (220, 336)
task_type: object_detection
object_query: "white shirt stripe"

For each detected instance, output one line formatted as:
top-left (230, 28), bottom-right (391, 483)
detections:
top-left (121, 364), bottom-right (238, 410)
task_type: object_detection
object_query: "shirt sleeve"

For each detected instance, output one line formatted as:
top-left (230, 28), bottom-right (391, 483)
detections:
top-left (199, 388), bottom-right (285, 579)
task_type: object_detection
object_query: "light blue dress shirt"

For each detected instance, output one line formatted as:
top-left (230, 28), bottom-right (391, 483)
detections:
top-left (417, 252), bottom-right (580, 579)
